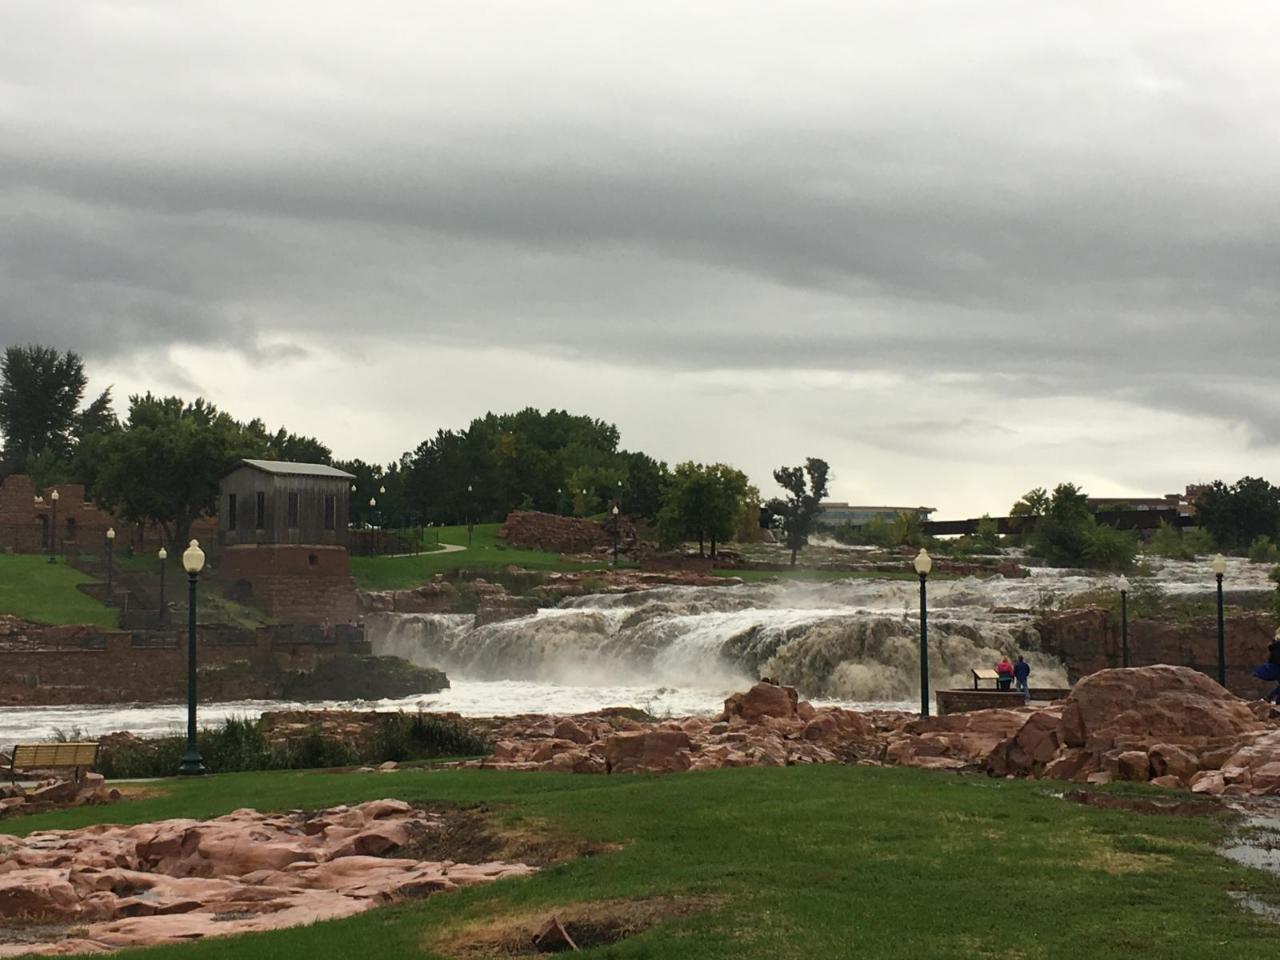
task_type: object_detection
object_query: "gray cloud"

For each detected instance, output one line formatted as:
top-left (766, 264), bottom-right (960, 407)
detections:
top-left (2, 0), bottom-right (1279, 481)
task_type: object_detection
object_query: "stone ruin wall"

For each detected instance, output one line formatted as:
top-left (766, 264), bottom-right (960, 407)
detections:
top-left (0, 620), bottom-right (370, 706)
top-left (1036, 607), bottom-right (1277, 699)
top-left (0, 474), bottom-right (218, 556)
top-left (218, 544), bottom-right (358, 624)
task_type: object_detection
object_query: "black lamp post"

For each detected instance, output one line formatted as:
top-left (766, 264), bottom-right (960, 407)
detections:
top-left (467, 483), bottom-right (474, 547)
top-left (914, 548), bottom-right (932, 718)
top-left (369, 497), bottom-right (378, 555)
top-left (1212, 553), bottom-right (1227, 686)
top-left (178, 539), bottom-right (207, 776)
top-left (105, 526), bottom-right (116, 605)
top-left (48, 489), bottom-right (59, 563)
top-left (1118, 575), bottom-right (1130, 668)
top-left (611, 504), bottom-right (620, 564)
top-left (158, 546), bottom-right (168, 627)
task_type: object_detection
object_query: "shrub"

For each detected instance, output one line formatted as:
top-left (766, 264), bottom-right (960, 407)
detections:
top-left (1249, 535), bottom-right (1280, 564)
top-left (95, 712), bottom-right (489, 779)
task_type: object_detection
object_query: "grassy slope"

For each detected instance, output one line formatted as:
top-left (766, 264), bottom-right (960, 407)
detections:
top-left (350, 523), bottom-right (624, 591)
top-left (0, 554), bottom-right (116, 628)
top-left (7, 765), bottom-right (1279, 959)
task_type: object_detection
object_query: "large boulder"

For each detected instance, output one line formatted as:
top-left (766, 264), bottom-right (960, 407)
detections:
top-left (1059, 665), bottom-right (1262, 750)
top-left (602, 730), bottom-right (693, 774)
top-left (722, 683), bottom-right (799, 722)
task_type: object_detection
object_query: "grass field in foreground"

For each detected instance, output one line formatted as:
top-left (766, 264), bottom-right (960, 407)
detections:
top-left (350, 523), bottom-right (629, 590)
top-left (7, 764), bottom-right (1280, 959)
top-left (0, 553), bottom-right (116, 627)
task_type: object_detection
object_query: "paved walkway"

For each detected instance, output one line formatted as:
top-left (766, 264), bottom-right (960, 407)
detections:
top-left (383, 542), bottom-right (467, 559)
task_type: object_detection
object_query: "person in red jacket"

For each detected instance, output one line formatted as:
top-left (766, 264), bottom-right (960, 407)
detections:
top-left (995, 656), bottom-right (1015, 691)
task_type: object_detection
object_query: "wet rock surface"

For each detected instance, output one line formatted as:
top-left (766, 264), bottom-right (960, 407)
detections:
top-left (472, 668), bottom-right (1280, 796)
top-left (0, 800), bottom-right (535, 956)
top-left (0, 775), bottom-right (118, 820)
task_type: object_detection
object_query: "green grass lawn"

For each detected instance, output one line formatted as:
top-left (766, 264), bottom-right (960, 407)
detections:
top-left (7, 764), bottom-right (1280, 958)
top-left (0, 553), bottom-right (116, 628)
top-left (351, 523), bottom-right (627, 591)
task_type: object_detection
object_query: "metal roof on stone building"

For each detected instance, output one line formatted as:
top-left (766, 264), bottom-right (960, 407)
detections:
top-left (232, 459), bottom-right (356, 480)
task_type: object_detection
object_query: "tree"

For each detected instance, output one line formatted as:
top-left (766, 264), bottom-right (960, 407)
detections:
top-left (0, 345), bottom-right (88, 474)
top-left (1028, 482), bottom-right (1135, 571)
top-left (766, 458), bottom-right (830, 565)
top-left (1195, 477), bottom-right (1280, 552)
top-left (655, 462), bottom-right (749, 557)
top-left (93, 394), bottom-right (266, 553)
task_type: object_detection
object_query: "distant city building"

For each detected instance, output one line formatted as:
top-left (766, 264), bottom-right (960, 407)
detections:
top-left (816, 502), bottom-right (936, 528)
top-left (1087, 486), bottom-right (1202, 517)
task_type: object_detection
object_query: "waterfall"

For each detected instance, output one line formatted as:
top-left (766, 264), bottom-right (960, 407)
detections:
top-left (367, 577), bottom-right (1071, 702)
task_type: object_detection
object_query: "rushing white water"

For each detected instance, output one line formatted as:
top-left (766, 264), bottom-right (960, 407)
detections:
top-left (3, 552), bottom-right (1265, 740)
top-left (0, 680), bottom-right (870, 746)
top-left (369, 577), bottom-right (1074, 704)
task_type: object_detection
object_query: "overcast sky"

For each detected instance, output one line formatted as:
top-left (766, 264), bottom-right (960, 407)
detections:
top-left (3, 2), bottom-right (1279, 515)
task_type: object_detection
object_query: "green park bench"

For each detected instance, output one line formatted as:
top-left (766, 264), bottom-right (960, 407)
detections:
top-left (3, 741), bottom-right (100, 782)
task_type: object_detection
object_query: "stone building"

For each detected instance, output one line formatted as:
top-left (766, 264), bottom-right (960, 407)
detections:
top-left (0, 474), bottom-right (197, 556)
top-left (217, 460), bottom-right (359, 624)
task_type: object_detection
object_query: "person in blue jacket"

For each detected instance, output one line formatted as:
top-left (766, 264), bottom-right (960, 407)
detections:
top-left (1013, 655), bottom-right (1032, 701)
top-left (1253, 634), bottom-right (1280, 703)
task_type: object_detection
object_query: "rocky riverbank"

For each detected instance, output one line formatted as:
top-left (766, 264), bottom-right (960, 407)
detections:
top-left (460, 667), bottom-right (1280, 795)
top-left (0, 800), bottom-right (535, 956)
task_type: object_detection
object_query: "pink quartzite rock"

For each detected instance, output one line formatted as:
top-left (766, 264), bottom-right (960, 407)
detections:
top-left (722, 682), bottom-right (799, 722)
top-left (1059, 666), bottom-right (1262, 749)
top-left (0, 801), bottom-right (535, 957)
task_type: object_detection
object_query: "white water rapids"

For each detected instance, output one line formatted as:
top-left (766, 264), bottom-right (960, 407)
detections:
top-left (0, 555), bottom-right (1268, 743)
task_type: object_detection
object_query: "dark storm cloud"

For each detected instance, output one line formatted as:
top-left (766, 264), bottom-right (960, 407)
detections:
top-left (2, 0), bottom-right (1279, 441)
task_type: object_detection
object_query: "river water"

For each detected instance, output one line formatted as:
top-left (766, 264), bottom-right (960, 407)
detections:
top-left (0, 555), bottom-right (1267, 744)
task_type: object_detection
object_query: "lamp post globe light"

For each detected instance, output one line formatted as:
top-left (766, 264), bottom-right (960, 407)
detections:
top-left (611, 504), bottom-right (620, 564)
top-left (1212, 553), bottom-right (1228, 686)
top-left (48, 489), bottom-right (60, 564)
top-left (178, 539), bottom-right (207, 776)
top-left (1117, 576), bottom-right (1130, 668)
top-left (467, 483), bottom-right (474, 547)
top-left (158, 546), bottom-right (168, 627)
top-left (913, 548), bottom-right (933, 718)
top-left (370, 498), bottom-right (378, 556)
top-left (105, 527), bottom-right (116, 606)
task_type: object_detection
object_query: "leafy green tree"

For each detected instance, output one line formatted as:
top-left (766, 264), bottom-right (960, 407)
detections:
top-left (655, 462), bottom-right (749, 557)
top-left (0, 345), bottom-right (90, 474)
top-left (766, 458), bottom-right (830, 565)
top-left (93, 394), bottom-right (266, 552)
top-left (972, 514), bottom-right (1002, 553)
top-left (1195, 477), bottom-right (1280, 552)
top-left (334, 458), bottom-right (385, 527)
top-left (1029, 482), bottom-right (1135, 571)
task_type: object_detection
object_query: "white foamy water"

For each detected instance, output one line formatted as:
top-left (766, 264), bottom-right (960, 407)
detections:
top-left (0, 680), bottom-right (911, 745)
top-left (5, 551), bottom-right (1263, 742)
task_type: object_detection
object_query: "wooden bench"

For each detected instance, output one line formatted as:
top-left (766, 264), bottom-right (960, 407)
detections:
top-left (4, 742), bottom-right (100, 782)
top-left (971, 668), bottom-right (1000, 690)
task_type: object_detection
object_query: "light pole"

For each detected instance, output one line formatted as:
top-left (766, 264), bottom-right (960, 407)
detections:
top-left (611, 504), bottom-right (620, 564)
top-left (178, 539), bottom-right (207, 776)
top-left (914, 548), bottom-right (932, 718)
top-left (1212, 553), bottom-right (1227, 686)
top-left (48, 489), bottom-right (59, 564)
top-left (105, 527), bottom-right (116, 605)
top-left (467, 483), bottom-right (474, 547)
top-left (1117, 576), bottom-right (1130, 667)
top-left (370, 497), bottom-right (378, 555)
top-left (158, 546), bottom-right (168, 627)
top-left (557, 488), bottom-right (562, 515)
